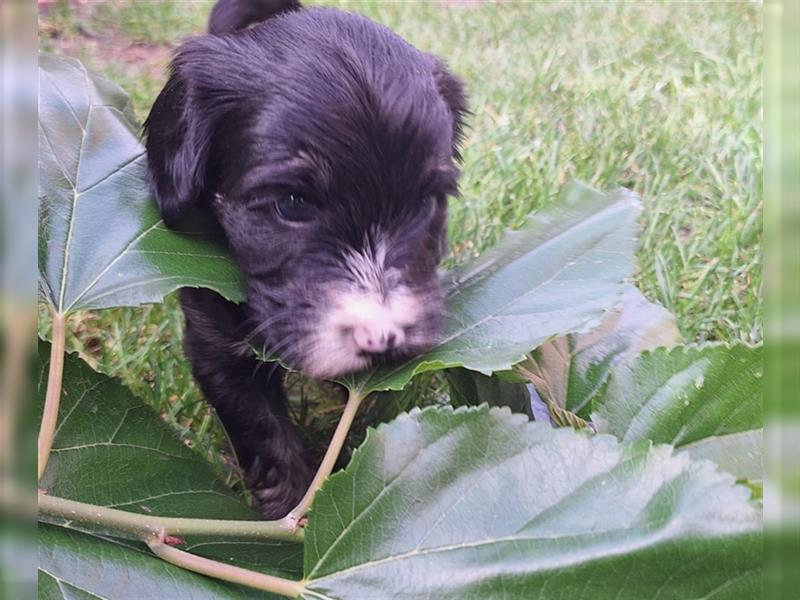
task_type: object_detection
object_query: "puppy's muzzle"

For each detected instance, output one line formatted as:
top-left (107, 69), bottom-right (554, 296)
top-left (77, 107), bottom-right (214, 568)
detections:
top-left (352, 322), bottom-right (403, 355)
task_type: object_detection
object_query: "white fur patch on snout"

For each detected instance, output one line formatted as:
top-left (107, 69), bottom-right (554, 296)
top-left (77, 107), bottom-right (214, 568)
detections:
top-left (332, 288), bottom-right (419, 345)
top-left (302, 239), bottom-right (423, 379)
top-left (343, 239), bottom-right (389, 293)
top-left (304, 286), bottom-right (421, 379)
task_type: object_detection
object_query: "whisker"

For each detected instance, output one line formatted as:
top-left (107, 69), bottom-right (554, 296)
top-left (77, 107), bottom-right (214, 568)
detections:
top-left (245, 313), bottom-right (293, 342)
top-left (257, 334), bottom-right (296, 361)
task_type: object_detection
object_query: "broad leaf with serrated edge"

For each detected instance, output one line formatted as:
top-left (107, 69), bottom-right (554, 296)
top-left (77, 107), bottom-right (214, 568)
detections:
top-left (592, 344), bottom-right (763, 481)
top-left (520, 284), bottom-right (681, 418)
top-left (338, 181), bottom-right (641, 394)
top-left (37, 340), bottom-right (302, 583)
top-left (301, 405), bottom-right (761, 599)
top-left (38, 54), bottom-right (244, 313)
top-left (38, 524), bottom-right (271, 599)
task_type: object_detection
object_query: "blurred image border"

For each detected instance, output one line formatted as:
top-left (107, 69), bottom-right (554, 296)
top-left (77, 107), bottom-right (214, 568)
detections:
top-left (4, 0), bottom-right (787, 598)
top-left (1, 1), bottom-right (38, 599)
top-left (765, 1), bottom-right (800, 598)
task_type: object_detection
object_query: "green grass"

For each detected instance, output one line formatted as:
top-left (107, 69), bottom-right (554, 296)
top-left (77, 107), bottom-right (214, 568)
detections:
top-left (38, 1), bottom-right (763, 461)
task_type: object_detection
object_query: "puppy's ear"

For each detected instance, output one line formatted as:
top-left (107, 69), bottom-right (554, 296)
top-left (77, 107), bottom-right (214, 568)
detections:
top-left (434, 62), bottom-right (469, 161)
top-left (144, 38), bottom-right (230, 227)
top-left (208, 0), bottom-right (301, 35)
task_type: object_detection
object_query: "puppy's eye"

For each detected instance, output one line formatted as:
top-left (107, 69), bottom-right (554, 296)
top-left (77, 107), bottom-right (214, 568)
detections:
top-left (275, 194), bottom-right (314, 223)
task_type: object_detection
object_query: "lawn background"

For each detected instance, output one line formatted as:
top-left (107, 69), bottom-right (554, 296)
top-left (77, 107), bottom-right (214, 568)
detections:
top-left (38, 0), bottom-right (763, 475)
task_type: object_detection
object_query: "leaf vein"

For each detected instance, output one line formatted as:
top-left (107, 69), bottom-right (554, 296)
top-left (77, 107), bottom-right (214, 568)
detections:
top-left (50, 442), bottom-right (190, 461)
top-left (76, 150), bottom-right (145, 196)
top-left (63, 217), bottom-right (163, 312)
top-left (38, 567), bottom-right (108, 600)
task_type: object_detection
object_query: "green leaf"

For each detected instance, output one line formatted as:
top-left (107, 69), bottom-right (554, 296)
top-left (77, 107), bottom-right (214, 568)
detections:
top-left (519, 284), bottom-right (681, 418)
top-left (341, 182), bottom-right (642, 394)
top-left (446, 368), bottom-right (531, 417)
top-left (592, 344), bottom-right (763, 481)
top-left (37, 340), bottom-right (302, 579)
top-left (38, 524), bottom-right (266, 599)
top-left (38, 54), bottom-right (245, 314)
top-left (37, 340), bottom-right (251, 519)
top-left (302, 406), bottom-right (760, 599)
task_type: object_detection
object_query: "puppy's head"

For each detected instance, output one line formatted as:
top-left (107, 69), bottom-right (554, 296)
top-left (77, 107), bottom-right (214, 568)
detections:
top-left (145, 8), bottom-right (467, 378)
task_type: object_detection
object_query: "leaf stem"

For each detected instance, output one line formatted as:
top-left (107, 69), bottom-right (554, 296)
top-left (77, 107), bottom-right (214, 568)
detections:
top-left (38, 310), bottom-right (66, 480)
top-left (285, 387), bottom-right (365, 528)
top-left (515, 362), bottom-right (592, 430)
top-left (148, 535), bottom-right (304, 598)
top-left (38, 494), bottom-right (304, 542)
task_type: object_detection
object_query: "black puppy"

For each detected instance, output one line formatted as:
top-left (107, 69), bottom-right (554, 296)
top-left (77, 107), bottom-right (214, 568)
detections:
top-left (144, 0), bottom-right (467, 518)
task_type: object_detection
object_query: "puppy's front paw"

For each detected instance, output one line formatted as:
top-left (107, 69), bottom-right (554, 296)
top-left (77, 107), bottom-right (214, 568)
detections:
top-left (246, 454), bottom-right (314, 519)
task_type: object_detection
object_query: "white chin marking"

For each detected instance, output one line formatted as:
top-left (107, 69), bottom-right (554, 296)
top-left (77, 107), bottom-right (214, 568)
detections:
top-left (301, 238), bottom-right (424, 379)
top-left (304, 286), bottom-right (422, 378)
top-left (302, 350), bottom-right (371, 380)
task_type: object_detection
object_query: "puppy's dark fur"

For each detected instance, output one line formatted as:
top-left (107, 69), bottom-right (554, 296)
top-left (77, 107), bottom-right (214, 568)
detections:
top-left (144, 0), bottom-right (467, 518)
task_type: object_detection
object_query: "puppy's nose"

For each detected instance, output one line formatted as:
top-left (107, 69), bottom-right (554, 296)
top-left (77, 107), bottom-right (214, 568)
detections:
top-left (352, 325), bottom-right (403, 354)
